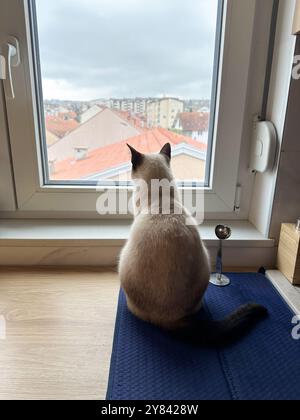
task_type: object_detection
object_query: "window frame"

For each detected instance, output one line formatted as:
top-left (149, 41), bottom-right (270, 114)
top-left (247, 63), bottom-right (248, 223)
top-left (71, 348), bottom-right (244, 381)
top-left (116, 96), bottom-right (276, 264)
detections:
top-left (0, 0), bottom-right (270, 218)
top-left (0, 86), bottom-right (16, 211)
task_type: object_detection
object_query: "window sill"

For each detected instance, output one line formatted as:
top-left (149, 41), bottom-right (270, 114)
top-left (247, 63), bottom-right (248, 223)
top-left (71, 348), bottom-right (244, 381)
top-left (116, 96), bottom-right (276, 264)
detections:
top-left (0, 219), bottom-right (273, 247)
top-left (0, 219), bottom-right (275, 267)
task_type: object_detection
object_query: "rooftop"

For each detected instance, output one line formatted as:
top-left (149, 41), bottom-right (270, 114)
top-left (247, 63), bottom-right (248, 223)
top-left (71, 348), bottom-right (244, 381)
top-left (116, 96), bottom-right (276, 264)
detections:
top-left (51, 128), bottom-right (207, 181)
top-left (175, 112), bottom-right (210, 132)
top-left (46, 115), bottom-right (79, 139)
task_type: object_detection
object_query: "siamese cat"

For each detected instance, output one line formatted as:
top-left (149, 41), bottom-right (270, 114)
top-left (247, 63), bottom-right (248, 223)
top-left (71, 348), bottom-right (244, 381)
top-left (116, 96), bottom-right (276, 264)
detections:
top-left (119, 143), bottom-right (267, 346)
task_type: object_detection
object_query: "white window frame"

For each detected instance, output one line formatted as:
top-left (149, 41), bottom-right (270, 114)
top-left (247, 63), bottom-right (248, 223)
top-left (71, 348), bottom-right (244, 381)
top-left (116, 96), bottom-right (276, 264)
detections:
top-left (0, 0), bottom-right (272, 219)
top-left (0, 86), bottom-right (16, 211)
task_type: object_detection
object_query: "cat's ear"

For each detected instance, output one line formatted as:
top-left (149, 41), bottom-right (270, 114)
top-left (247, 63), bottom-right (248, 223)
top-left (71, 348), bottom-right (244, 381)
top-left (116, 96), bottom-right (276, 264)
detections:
top-left (127, 144), bottom-right (144, 170)
top-left (160, 143), bottom-right (171, 161)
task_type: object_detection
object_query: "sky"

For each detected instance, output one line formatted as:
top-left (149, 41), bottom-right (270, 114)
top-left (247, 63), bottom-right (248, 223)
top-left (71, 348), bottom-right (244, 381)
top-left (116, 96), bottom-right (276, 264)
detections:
top-left (35, 0), bottom-right (219, 101)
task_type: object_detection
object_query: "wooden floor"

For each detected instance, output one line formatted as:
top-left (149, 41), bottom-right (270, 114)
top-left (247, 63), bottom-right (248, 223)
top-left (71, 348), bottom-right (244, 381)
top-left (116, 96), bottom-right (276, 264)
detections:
top-left (1, 267), bottom-right (297, 401)
top-left (0, 268), bottom-right (120, 400)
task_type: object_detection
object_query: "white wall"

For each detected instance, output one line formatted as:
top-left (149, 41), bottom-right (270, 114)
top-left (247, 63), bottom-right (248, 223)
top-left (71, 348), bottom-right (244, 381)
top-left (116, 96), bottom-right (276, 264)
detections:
top-left (269, 34), bottom-right (300, 240)
top-left (249, 0), bottom-right (296, 238)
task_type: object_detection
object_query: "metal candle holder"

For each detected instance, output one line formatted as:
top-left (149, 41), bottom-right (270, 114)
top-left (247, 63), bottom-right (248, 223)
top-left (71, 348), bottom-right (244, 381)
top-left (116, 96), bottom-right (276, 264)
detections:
top-left (210, 224), bottom-right (232, 287)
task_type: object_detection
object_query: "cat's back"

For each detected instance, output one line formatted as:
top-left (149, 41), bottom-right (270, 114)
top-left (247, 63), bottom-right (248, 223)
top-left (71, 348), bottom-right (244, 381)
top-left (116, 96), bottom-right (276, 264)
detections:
top-left (132, 212), bottom-right (199, 246)
top-left (118, 212), bottom-right (210, 326)
top-left (119, 212), bottom-right (204, 277)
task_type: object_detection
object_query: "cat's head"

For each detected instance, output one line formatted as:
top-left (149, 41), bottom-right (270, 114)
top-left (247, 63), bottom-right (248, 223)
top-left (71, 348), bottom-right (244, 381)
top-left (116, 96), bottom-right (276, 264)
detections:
top-left (127, 143), bottom-right (173, 182)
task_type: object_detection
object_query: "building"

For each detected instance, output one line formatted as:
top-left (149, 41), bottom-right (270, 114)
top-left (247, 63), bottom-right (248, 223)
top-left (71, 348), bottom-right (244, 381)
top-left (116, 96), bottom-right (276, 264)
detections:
top-left (108, 98), bottom-right (148, 117)
top-left (47, 107), bottom-right (143, 163)
top-left (45, 129), bottom-right (59, 147)
top-left (45, 115), bottom-right (79, 139)
top-left (89, 98), bottom-right (111, 108)
top-left (110, 99), bottom-right (122, 111)
top-left (147, 98), bottom-right (184, 130)
top-left (132, 98), bottom-right (148, 115)
top-left (183, 99), bottom-right (210, 112)
top-left (79, 105), bottom-right (103, 124)
top-left (50, 127), bottom-right (207, 182)
top-left (173, 111), bottom-right (210, 143)
top-left (113, 110), bottom-right (147, 131)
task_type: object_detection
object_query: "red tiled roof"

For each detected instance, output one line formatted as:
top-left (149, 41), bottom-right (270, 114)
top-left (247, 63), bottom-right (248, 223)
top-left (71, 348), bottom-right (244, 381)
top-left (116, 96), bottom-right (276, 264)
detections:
top-left (51, 128), bottom-right (207, 181)
top-left (57, 111), bottom-right (78, 119)
top-left (176, 112), bottom-right (209, 132)
top-left (46, 116), bottom-right (79, 138)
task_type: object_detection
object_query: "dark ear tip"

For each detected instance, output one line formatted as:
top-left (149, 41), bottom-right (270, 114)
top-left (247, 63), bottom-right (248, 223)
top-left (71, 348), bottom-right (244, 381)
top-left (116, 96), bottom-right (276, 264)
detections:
top-left (127, 144), bottom-right (135, 154)
top-left (160, 143), bottom-right (172, 160)
top-left (127, 144), bottom-right (143, 169)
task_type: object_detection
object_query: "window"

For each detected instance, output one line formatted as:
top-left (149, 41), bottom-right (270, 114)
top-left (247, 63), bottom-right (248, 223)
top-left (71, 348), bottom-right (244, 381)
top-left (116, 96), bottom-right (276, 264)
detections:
top-left (0, 0), bottom-right (272, 216)
top-left (30, 0), bottom-right (221, 187)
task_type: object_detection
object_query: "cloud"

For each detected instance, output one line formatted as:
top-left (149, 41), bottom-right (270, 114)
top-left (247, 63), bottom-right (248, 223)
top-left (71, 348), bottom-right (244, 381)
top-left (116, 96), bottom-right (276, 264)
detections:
top-left (35, 0), bottom-right (219, 101)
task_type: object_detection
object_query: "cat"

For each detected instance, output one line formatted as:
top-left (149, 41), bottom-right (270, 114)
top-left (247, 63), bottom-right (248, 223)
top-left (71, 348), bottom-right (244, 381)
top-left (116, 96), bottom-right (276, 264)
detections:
top-left (118, 143), bottom-right (268, 346)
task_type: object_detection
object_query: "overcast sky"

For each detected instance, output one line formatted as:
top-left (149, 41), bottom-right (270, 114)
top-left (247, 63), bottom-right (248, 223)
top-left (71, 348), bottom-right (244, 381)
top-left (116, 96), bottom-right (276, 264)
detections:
top-left (35, 0), bottom-right (219, 101)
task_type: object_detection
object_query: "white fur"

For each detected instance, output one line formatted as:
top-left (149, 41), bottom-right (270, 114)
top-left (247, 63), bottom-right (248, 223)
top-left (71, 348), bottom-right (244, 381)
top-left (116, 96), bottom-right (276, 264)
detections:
top-left (119, 148), bottom-right (211, 330)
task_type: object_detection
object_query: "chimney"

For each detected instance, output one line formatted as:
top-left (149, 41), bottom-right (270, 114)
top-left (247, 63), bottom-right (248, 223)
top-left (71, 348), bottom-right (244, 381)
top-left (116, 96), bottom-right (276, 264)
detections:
top-left (74, 146), bottom-right (89, 161)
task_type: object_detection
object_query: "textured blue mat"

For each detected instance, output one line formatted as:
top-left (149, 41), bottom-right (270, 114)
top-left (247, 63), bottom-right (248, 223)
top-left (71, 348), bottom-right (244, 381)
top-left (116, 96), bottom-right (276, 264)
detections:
top-left (106, 273), bottom-right (300, 401)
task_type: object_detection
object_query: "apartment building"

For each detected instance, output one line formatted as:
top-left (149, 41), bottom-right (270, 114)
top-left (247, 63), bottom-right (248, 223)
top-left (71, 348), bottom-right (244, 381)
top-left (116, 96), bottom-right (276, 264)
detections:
top-left (108, 98), bottom-right (148, 116)
top-left (147, 98), bottom-right (184, 129)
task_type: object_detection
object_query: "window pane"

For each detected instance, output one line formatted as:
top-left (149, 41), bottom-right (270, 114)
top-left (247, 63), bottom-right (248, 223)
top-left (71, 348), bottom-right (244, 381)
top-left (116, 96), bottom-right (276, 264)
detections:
top-left (33, 0), bottom-right (221, 186)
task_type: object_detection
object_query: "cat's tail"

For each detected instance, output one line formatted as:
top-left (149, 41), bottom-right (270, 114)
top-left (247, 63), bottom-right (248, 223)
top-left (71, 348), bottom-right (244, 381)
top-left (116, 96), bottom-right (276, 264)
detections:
top-left (175, 303), bottom-right (268, 347)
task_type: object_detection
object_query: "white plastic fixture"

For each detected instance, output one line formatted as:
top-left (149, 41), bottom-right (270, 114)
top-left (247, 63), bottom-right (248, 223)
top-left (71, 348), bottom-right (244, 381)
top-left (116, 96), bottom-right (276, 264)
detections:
top-left (250, 121), bottom-right (277, 173)
top-left (0, 36), bottom-right (21, 99)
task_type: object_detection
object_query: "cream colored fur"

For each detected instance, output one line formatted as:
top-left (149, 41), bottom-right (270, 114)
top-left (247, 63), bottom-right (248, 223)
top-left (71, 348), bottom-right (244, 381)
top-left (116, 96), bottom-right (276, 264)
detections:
top-left (119, 147), bottom-right (211, 330)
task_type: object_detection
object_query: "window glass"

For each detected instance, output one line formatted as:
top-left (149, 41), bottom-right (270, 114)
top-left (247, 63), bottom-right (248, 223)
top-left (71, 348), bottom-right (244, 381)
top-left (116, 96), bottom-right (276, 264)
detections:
top-left (33, 0), bottom-right (221, 185)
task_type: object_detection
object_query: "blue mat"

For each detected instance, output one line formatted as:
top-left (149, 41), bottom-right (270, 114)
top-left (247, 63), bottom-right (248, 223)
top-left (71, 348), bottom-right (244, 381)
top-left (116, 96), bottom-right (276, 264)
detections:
top-left (106, 273), bottom-right (300, 401)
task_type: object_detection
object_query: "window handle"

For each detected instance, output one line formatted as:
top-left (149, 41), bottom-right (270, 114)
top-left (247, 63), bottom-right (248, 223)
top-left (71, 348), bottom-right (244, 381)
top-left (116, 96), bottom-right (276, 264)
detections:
top-left (0, 37), bottom-right (20, 100)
